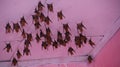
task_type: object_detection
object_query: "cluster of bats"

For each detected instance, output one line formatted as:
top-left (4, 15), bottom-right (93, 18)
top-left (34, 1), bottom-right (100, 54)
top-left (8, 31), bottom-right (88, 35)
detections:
top-left (3, 1), bottom-right (95, 66)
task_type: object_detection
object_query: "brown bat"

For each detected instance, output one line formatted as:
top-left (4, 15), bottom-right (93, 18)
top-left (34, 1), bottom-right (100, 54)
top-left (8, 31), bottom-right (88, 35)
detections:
top-left (34, 8), bottom-right (40, 15)
top-left (38, 1), bottom-right (44, 11)
top-left (35, 33), bottom-right (41, 43)
top-left (45, 34), bottom-right (53, 45)
top-left (89, 38), bottom-right (95, 47)
top-left (75, 36), bottom-right (83, 48)
top-left (46, 27), bottom-right (51, 36)
top-left (5, 23), bottom-right (12, 33)
top-left (3, 43), bottom-right (12, 53)
top-left (39, 12), bottom-right (45, 22)
top-left (68, 47), bottom-right (75, 55)
top-left (16, 50), bottom-right (22, 59)
top-left (57, 10), bottom-right (65, 20)
top-left (20, 16), bottom-right (27, 27)
top-left (12, 58), bottom-right (18, 66)
top-left (64, 31), bottom-right (71, 43)
top-left (34, 21), bottom-right (41, 29)
top-left (21, 29), bottom-right (26, 38)
top-left (32, 14), bottom-right (39, 23)
top-left (23, 47), bottom-right (31, 56)
top-left (79, 33), bottom-right (87, 44)
top-left (40, 29), bottom-right (45, 38)
top-left (41, 41), bottom-right (48, 50)
top-left (13, 23), bottom-right (21, 32)
top-left (77, 22), bottom-right (86, 33)
top-left (24, 39), bottom-right (31, 48)
top-left (44, 16), bottom-right (52, 25)
top-left (87, 55), bottom-right (93, 63)
top-left (47, 4), bottom-right (53, 12)
top-left (27, 33), bottom-right (33, 41)
top-left (63, 24), bottom-right (70, 32)
top-left (52, 40), bottom-right (58, 49)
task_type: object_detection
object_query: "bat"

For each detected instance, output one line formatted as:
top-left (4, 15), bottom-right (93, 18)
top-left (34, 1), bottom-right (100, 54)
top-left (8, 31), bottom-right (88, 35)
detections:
top-left (46, 27), bottom-right (51, 36)
top-left (39, 12), bottom-right (45, 22)
top-left (44, 16), bottom-right (52, 25)
top-left (47, 4), bottom-right (53, 12)
top-left (89, 38), bottom-right (95, 47)
top-left (41, 41), bottom-right (48, 50)
top-left (34, 21), bottom-right (41, 29)
top-left (57, 10), bottom-right (65, 20)
top-left (24, 39), bottom-right (31, 48)
top-left (5, 23), bottom-right (12, 33)
top-left (87, 55), bottom-right (93, 63)
top-left (27, 33), bottom-right (33, 41)
top-left (75, 36), bottom-right (83, 48)
top-left (12, 58), bottom-right (18, 66)
top-left (16, 50), bottom-right (22, 59)
top-left (52, 40), bottom-right (58, 49)
top-left (34, 8), bottom-right (40, 16)
top-left (68, 47), bottom-right (75, 55)
top-left (35, 33), bottom-right (40, 43)
top-left (20, 16), bottom-right (27, 27)
top-left (63, 24), bottom-right (70, 32)
top-left (64, 31), bottom-right (71, 43)
top-left (45, 34), bottom-right (53, 45)
top-left (38, 1), bottom-right (44, 11)
top-left (77, 22), bottom-right (86, 33)
top-left (21, 29), bottom-right (26, 38)
top-left (40, 29), bottom-right (45, 38)
top-left (13, 23), bottom-right (21, 32)
top-left (79, 33), bottom-right (87, 44)
top-left (3, 43), bottom-right (12, 53)
top-left (23, 47), bottom-right (31, 56)
top-left (32, 14), bottom-right (39, 23)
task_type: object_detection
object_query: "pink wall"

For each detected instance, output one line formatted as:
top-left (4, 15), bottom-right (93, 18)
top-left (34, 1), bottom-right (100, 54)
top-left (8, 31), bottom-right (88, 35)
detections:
top-left (89, 29), bottom-right (120, 67)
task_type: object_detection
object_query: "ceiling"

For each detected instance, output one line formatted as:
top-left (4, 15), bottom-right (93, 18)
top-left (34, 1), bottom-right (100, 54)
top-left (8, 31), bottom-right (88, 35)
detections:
top-left (0, 0), bottom-right (120, 67)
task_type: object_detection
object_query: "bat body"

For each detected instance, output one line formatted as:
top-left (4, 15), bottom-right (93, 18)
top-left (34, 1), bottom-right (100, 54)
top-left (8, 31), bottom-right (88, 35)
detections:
top-left (16, 50), bottom-right (22, 59)
top-left (77, 23), bottom-right (86, 33)
top-left (47, 4), bottom-right (53, 12)
top-left (57, 11), bottom-right (65, 20)
top-left (38, 1), bottom-right (44, 11)
top-left (23, 47), bottom-right (31, 56)
top-left (35, 33), bottom-right (41, 43)
top-left (4, 43), bottom-right (12, 52)
top-left (13, 23), bottom-right (21, 32)
top-left (5, 23), bottom-right (12, 33)
top-left (12, 58), bottom-right (18, 66)
top-left (89, 38), bottom-right (95, 47)
top-left (20, 16), bottom-right (27, 27)
top-left (68, 47), bottom-right (75, 55)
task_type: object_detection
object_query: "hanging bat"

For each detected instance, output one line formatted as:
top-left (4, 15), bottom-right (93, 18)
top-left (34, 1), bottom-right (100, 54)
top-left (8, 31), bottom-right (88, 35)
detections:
top-left (23, 47), bottom-right (31, 56)
top-left (77, 22), bottom-right (86, 33)
top-left (38, 1), bottom-right (44, 11)
top-left (16, 50), bottom-right (22, 59)
top-left (87, 55), bottom-right (93, 63)
top-left (44, 16), bottom-right (52, 25)
top-left (46, 27), bottom-right (51, 36)
top-left (34, 8), bottom-right (40, 15)
top-left (75, 36), bottom-right (83, 48)
top-left (57, 10), bottom-right (65, 20)
top-left (63, 24), bottom-right (70, 32)
top-left (5, 23), bottom-right (12, 33)
top-left (32, 14), bottom-right (39, 23)
top-left (41, 41), bottom-right (48, 50)
top-left (13, 23), bottom-right (21, 32)
top-left (79, 33), bottom-right (87, 44)
top-left (40, 29), bottom-right (45, 38)
top-left (64, 31), bottom-right (71, 43)
top-left (47, 4), bottom-right (53, 12)
top-left (21, 29), bottom-right (26, 39)
top-left (20, 16), bottom-right (27, 27)
top-left (45, 35), bottom-right (53, 45)
top-left (34, 21), bottom-right (41, 29)
top-left (12, 58), bottom-right (18, 66)
top-left (68, 47), bottom-right (75, 55)
top-left (27, 33), bottom-right (33, 41)
top-left (89, 38), bottom-right (95, 47)
top-left (35, 33), bottom-right (41, 43)
top-left (52, 40), bottom-right (58, 49)
top-left (24, 39), bottom-right (31, 48)
top-left (39, 12), bottom-right (45, 22)
top-left (3, 43), bottom-right (12, 53)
